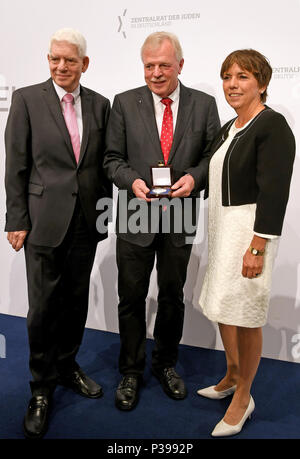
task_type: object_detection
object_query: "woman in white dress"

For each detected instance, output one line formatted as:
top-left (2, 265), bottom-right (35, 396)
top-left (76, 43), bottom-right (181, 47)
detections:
top-left (198, 49), bottom-right (295, 437)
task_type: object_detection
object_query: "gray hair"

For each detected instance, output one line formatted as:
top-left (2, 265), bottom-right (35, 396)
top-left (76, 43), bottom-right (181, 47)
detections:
top-left (49, 28), bottom-right (87, 58)
top-left (141, 31), bottom-right (183, 62)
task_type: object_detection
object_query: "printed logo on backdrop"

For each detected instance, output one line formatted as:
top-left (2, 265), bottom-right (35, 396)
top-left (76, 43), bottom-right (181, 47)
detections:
top-left (272, 66), bottom-right (300, 100)
top-left (273, 66), bottom-right (300, 80)
top-left (0, 85), bottom-right (15, 112)
top-left (117, 9), bottom-right (201, 39)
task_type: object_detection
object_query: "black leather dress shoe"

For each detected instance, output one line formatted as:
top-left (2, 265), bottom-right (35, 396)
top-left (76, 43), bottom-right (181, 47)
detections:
top-left (153, 367), bottom-right (187, 400)
top-left (59, 368), bottom-right (103, 398)
top-left (23, 395), bottom-right (51, 439)
top-left (115, 375), bottom-right (140, 411)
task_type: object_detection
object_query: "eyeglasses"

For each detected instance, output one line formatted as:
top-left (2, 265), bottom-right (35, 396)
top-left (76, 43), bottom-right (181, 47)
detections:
top-left (49, 56), bottom-right (80, 67)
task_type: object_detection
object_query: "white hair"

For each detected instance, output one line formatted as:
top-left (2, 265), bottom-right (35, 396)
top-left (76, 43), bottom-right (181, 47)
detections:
top-left (49, 28), bottom-right (87, 58)
top-left (141, 31), bottom-right (183, 62)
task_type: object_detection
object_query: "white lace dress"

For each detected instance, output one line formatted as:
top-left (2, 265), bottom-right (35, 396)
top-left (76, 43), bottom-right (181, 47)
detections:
top-left (199, 122), bottom-right (278, 327)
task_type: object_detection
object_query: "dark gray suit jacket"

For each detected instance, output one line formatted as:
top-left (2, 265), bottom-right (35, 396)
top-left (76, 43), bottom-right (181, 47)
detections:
top-left (104, 82), bottom-right (220, 247)
top-left (5, 78), bottom-right (112, 247)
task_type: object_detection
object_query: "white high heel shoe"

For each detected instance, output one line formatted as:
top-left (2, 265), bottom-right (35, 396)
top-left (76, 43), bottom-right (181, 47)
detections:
top-left (211, 395), bottom-right (255, 437)
top-left (197, 384), bottom-right (237, 399)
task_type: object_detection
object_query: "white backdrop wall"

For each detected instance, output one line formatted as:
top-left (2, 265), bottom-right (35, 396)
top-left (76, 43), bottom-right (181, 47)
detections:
top-left (0, 0), bottom-right (299, 362)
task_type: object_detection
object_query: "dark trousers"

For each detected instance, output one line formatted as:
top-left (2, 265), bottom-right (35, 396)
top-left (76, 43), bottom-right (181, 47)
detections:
top-left (24, 200), bottom-right (97, 395)
top-left (116, 234), bottom-right (192, 376)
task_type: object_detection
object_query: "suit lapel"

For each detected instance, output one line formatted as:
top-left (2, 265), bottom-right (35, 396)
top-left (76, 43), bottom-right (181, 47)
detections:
top-left (42, 79), bottom-right (76, 164)
top-left (137, 87), bottom-right (162, 161)
top-left (168, 82), bottom-right (193, 164)
top-left (78, 86), bottom-right (91, 167)
top-left (136, 83), bottom-right (193, 164)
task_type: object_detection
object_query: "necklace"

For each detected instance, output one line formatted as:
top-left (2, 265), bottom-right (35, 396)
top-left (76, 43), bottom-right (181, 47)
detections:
top-left (235, 105), bottom-right (265, 128)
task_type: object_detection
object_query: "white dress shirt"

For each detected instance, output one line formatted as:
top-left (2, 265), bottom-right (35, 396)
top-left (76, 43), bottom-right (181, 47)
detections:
top-left (151, 83), bottom-right (180, 138)
top-left (52, 80), bottom-right (83, 143)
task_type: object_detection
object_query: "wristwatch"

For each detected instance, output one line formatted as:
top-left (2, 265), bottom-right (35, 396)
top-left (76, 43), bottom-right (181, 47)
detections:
top-left (249, 246), bottom-right (265, 256)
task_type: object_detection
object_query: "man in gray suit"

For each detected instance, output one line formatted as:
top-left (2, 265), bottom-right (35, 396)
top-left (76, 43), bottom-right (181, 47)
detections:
top-left (104, 32), bottom-right (220, 410)
top-left (5, 28), bottom-right (111, 438)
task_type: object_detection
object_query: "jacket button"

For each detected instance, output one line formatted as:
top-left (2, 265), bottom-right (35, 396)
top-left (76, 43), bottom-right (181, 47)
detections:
top-left (72, 192), bottom-right (77, 196)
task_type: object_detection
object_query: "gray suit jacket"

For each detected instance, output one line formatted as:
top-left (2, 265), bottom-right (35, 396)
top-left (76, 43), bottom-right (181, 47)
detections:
top-left (104, 82), bottom-right (220, 247)
top-left (5, 78), bottom-right (112, 247)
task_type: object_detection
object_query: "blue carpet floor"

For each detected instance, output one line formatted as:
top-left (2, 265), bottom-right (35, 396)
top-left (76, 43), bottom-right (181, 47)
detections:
top-left (0, 313), bottom-right (300, 440)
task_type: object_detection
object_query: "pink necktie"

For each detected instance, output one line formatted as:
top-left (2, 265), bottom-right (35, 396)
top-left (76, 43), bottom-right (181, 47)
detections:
top-left (160, 98), bottom-right (173, 164)
top-left (62, 93), bottom-right (80, 163)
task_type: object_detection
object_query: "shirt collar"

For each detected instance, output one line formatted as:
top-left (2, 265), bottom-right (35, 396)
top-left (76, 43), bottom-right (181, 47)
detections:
top-left (151, 81), bottom-right (180, 107)
top-left (52, 80), bottom-right (81, 102)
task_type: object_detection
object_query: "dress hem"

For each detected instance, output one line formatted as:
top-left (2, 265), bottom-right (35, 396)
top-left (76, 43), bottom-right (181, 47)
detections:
top-left (199, 303), bottom-right (267, 328)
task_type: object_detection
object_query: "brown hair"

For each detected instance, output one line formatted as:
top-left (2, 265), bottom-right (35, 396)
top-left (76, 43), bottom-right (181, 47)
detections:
top-left (220, 49), bottom-right (272, 103)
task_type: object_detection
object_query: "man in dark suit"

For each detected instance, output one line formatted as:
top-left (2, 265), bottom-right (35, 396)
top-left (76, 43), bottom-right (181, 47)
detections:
top-left (104, 32), bottom-right (220, 410)
top-left (5, 28), bottom-right (111, 438)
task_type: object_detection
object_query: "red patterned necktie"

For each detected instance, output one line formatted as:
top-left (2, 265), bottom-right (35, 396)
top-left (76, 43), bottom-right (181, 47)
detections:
top-left (62, 93), bottom-right (80, 163)
top-left (160, 98), bottom-right (173, 164)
